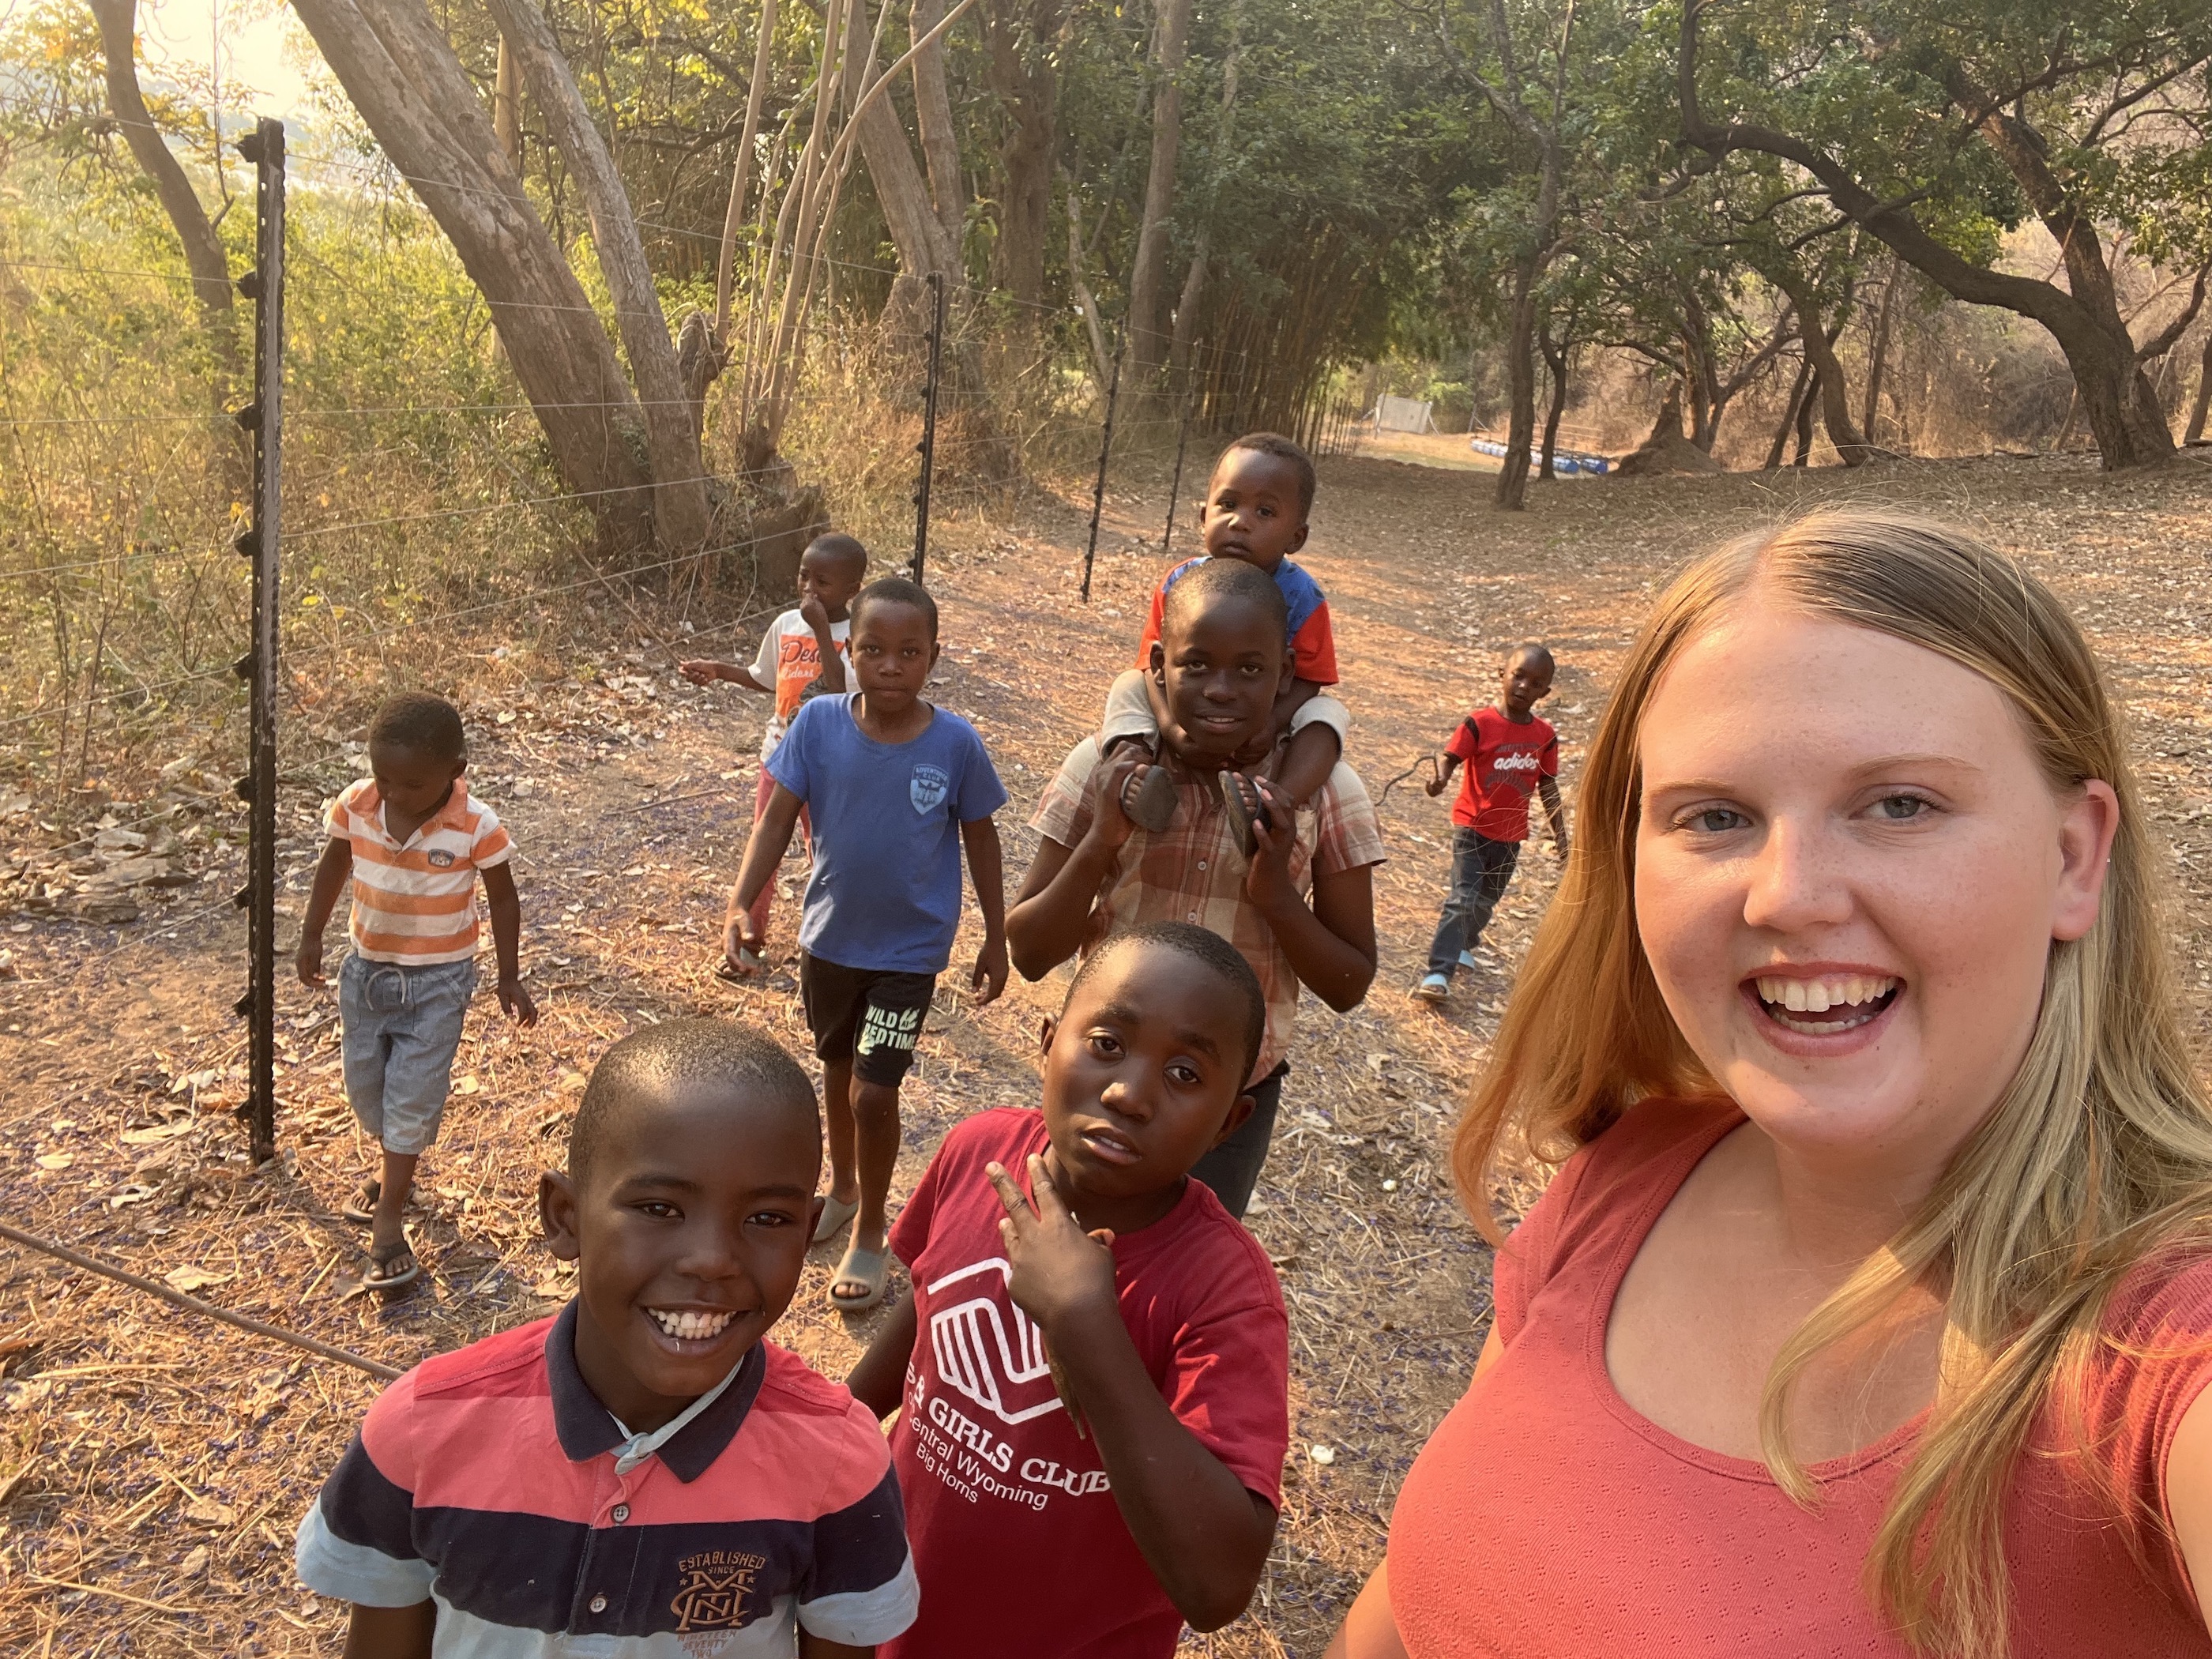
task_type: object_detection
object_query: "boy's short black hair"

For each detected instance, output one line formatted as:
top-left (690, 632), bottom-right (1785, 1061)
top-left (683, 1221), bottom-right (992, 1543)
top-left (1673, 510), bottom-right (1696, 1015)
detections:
top-left (1221, 431), bottom-right (1316, 519)
top-left (851, 576), bottom-right (939, 640)
top-left (1161, 555), bottom-right (1288, 646)
top-left (570, 1018), bottom-right (818, 1188)
top-left (1511, 641), bottom-right (1556, 673)
top-left (805, 532), bottom-right (870, 578)
top-left (368, 692), bottom-right (465, 762)
top-left (1067, 921), bottom-right (1267, 1082)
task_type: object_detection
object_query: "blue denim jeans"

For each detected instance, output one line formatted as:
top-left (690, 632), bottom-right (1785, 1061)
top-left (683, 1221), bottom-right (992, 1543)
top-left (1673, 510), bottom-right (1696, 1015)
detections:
top-left (1425, 829), bottom-right (1520, 977)
top-left (339, 954), bottom-right (478, 1155)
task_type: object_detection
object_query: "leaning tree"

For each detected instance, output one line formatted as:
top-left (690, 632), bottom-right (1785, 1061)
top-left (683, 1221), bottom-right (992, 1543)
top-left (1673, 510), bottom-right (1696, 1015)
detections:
top-left (1676, 0), bottom-right (2212, 470)
top-left (288, 0), bottom-right (709, 556)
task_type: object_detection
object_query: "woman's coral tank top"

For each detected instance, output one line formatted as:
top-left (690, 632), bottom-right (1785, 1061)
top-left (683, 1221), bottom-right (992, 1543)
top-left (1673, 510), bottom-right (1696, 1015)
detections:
top-left (1386, 1096), bottom-right (2212, 1656)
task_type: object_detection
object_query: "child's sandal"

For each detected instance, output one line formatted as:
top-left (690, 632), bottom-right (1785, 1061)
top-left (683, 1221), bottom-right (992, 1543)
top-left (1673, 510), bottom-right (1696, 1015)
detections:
top-left (363, 1236), bottom-right (420, 1292)
top-left (341, 1179), bottom-right (381, 1225)
top-left (1217, 771), bottom-right (1273, 858)
top-left (1119, 763), bottom-right (1177, 833)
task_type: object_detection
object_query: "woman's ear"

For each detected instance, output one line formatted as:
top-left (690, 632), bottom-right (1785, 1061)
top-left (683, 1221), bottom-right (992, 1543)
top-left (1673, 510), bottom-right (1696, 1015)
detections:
top-left (2052, 778), bottom-right (2120, 943)
top-left (540, 1169), bottom-right (582, 1261)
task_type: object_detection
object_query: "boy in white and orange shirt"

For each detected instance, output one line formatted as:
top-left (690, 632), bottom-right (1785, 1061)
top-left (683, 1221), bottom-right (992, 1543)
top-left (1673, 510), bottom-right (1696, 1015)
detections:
top-left (679, 532), bottom-right (870, 958)
top-left (298, 692), bottom-right (538, 1291)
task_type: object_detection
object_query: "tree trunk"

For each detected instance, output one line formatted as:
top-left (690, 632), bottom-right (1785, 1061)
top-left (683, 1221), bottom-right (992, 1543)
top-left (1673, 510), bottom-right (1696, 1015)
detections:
top-left (1064, 171), bottom-right (1112, 386)
top-left (1862, 258), bottom-right (1899, 442)
top-left (1771, 269), bottom-right (1867, 465)
top-left (910, 0), bottom-right (968, 254)
top-left (1168, 0), bottom-right (1242, 384)
top-left (1494, 250), bottom-right (1540, 510)
top-left (89, 0), bottom-right (234, 373)
top-left (1765, 350), bottom-right (1811, 470)
top-left (492, 33), bottom-right (521, 164)
top-left (853, 19), bottom-right (961, 283)
top-left (1537, 320), bottom-right (1568, 480)
top-left (1126, 0), bottom-right (1193, 388)
top-left (1793, 369), bottom-right (1817, 466)
top-left (289, 0), bottom-right (654, 553)
top-left (2187, 333), bottom-right (2212, 445)
top-left (483, 0), bottom-right (712, 554)
top-left (712, 0), bottom-right (778, 339)
top-left (983, 0), bottom-right (1065, 312)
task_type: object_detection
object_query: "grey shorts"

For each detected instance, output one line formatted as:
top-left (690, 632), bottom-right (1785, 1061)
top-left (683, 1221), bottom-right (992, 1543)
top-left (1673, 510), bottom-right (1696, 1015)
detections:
top-left (339, 954), bottom-right (479, 1156)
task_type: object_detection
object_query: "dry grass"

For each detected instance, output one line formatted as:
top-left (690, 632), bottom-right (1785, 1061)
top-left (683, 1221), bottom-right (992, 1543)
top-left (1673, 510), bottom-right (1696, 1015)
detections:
top-left (0, 449), bottom-right (2209, 1654)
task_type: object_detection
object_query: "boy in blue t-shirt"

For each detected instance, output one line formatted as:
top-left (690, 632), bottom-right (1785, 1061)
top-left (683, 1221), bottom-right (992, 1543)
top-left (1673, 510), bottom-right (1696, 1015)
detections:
top-left (725, 576), bottom-right (1009, 1312)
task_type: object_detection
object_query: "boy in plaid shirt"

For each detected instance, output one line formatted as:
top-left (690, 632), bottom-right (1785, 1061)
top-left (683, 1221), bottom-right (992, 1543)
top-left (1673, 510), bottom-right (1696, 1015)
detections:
top-left (1007, 559), bottom-right (1384, 1218)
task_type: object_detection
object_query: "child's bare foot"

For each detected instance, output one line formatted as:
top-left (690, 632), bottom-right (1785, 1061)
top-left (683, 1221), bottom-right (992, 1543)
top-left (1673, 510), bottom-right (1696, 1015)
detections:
top-left (1119, 762), bottom-right (1177, 833)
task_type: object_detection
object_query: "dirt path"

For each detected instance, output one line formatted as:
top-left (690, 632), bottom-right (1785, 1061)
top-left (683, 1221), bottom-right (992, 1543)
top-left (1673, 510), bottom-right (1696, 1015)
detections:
top-left (0, 450), bottom-right (2208, 1653)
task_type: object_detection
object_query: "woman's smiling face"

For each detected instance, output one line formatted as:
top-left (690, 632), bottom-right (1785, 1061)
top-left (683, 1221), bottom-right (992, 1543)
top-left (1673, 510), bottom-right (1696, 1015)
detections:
top-left (1631, 597), bottom-right (2117, 1176)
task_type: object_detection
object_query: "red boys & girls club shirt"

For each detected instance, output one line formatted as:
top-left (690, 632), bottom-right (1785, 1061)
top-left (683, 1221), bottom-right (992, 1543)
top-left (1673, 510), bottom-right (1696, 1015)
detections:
top-left (883, 1108), bottom-right (1291, 1659)
top-left (1446, 706), bottom-right (1559, 841)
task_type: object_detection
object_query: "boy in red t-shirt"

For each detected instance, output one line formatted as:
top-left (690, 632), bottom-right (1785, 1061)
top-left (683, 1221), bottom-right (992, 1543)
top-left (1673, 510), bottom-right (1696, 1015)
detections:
top-left (1410, 642), bottom-right (1570, 1005)
top-left (847, 921), bottom-right (1289, 1658)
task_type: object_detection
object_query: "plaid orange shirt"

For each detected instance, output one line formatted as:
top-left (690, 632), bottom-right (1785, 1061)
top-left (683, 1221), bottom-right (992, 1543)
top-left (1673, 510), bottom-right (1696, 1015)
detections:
top-left (1031, 740), bottom-right (1386, 1083)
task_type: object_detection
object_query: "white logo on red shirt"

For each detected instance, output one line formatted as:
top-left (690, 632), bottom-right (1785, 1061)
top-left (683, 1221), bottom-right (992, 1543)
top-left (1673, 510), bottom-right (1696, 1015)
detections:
top-left (925, 1258), bottom-right (1065, 1426)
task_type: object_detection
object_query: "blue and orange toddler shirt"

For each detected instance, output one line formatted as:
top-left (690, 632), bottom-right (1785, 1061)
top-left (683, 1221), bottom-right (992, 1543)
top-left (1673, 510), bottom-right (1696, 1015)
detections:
top-left (295, 1302), bottom-right (917, 1653)
top-left (1135, 555), bottom-right (1339, 687)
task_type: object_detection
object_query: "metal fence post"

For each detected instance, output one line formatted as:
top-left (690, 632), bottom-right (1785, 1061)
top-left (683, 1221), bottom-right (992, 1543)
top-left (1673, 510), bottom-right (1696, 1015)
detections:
top-left (910, 271), bottom-right (944, 585)
top-left (1079, 326), bottom-right (1124, 604)
top-left (232, 116), bottom-right (284, 1166)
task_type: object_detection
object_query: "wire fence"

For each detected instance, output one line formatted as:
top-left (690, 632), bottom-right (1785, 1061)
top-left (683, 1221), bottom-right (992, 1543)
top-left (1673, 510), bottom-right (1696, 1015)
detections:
top-left (0, 112), bottom-right (1356, 1148)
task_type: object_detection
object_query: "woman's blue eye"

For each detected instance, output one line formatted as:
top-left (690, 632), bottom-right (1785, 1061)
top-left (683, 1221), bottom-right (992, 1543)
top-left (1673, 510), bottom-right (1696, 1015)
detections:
top-left (1684, 807), bottom-right (1747, 833)
top-left (1876, 795), bottom-right (1929, 821)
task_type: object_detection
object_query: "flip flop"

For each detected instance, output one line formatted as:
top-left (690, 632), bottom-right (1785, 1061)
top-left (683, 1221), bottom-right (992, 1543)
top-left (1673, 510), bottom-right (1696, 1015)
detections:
top-left (829, 1242), bottom-right (891, 1311)
top-left (713, 948), bottom-right (762, 983)
top-left (1217, 770), bottom-right (1273, 858)
top-left (363, 1235), bottom-right (421, 1292)
top-left (341, 1179), bottom-right (381, 1224)
top-left (812, 1194), bottom-right (860, 1244)
top-left (1119, 764), bottom-right (1177, 833)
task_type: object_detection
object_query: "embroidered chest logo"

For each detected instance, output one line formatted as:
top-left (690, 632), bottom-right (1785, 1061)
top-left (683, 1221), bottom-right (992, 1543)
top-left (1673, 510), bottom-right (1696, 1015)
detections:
top-left (926, 1257), bottom-right (1063, 1425)
top-left (425, 848), bottom-right (456, 867)
top-left (910, 763), bottom-right (950, 815)
top-left (670, 1549), bottom-right (768, 1634)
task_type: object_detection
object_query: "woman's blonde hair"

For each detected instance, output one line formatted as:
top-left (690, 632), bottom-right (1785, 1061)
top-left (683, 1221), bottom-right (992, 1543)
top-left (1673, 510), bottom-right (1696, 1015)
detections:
top-left (1454, 508), bottom-right (2212, 1656)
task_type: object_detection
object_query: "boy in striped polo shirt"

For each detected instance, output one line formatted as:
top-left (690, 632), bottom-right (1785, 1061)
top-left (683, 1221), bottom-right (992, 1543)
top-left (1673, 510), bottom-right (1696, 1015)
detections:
top-left (298, 692), bottom-right (539, 1291)
top-left (295, 1018), bottom-right (919, 1655)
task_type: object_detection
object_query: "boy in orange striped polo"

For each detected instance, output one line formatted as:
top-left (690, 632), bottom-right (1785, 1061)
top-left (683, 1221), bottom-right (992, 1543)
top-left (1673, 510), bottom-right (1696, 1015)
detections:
top-left (298, 692), bottom-right (539, 1291)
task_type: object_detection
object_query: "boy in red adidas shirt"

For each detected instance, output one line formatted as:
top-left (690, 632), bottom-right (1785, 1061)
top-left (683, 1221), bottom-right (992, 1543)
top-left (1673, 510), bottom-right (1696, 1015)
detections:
top-left (295, 1018), bottom-right (917, 1656)
top-left (1410, 642), bottom-right (1570, 1005)
top-left (847, 922), bottom-right (1290, 1657)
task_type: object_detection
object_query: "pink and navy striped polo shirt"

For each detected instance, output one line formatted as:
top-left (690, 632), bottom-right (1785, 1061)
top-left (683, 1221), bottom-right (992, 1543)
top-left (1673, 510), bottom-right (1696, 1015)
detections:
top-left (295, 1303), bottom-right (917, 1653)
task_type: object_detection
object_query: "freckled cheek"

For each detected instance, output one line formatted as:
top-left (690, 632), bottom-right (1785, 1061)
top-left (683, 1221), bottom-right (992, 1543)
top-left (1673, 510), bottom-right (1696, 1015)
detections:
top-left (1631, 849), bottom-right (1746, 1024)
top-left (1860, 832), bottom-right (2057, 1019)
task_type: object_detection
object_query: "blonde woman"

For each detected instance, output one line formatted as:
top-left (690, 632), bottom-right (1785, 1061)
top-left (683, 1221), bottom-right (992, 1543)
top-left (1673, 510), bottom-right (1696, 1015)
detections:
top-left (1329, 511), bottom-right (2212, 1657)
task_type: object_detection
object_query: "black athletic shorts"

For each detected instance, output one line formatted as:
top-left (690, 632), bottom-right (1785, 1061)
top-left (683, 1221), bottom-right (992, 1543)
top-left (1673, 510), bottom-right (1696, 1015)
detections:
top-left (799, 952), bottom-right (938, 1086)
